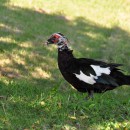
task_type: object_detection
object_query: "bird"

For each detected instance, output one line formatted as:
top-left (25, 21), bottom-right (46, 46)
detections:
top-left (46, 32), bottom-right (130, 99)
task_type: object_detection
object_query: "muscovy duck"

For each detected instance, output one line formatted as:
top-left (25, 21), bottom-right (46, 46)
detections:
top-left (46, 32), bottom-right (130, 99)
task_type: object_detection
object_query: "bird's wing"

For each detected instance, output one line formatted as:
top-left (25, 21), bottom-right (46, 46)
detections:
top-left (77, 58), bottom-right (122, 69)
top-left (95, 74), bottom-right (118, 87)
top-left (66, 58), bottom-right (121, 86)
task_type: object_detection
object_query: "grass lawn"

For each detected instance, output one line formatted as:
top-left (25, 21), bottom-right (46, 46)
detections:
top-left (0, 0), bottom-right (130, 129)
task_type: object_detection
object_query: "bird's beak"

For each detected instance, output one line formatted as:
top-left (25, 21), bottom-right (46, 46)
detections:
top-left (45, 41), bottom-right (50, 45)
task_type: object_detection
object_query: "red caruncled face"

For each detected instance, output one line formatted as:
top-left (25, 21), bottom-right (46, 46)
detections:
top-left (47, 33), bottom-right (63, 44)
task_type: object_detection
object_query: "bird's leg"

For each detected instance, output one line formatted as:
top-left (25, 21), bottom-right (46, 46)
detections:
top-left (85, 90), bottom-right (94, 100)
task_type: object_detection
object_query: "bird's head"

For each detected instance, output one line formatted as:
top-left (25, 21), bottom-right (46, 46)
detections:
top-left (46, 32), bottom-right (69, 50)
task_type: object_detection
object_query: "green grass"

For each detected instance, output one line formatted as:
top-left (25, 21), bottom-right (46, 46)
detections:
top-left (0, 0), bottom-right (130, 129)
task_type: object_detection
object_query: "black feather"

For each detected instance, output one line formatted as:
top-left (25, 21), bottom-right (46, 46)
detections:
top-left (95, 74), bottom-right (119, 87)
top-left (58, 48), bottom-right (130, 95)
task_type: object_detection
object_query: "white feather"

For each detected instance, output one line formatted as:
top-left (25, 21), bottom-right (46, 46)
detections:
top-left (74, 71), bottom-right (96, 85)
top-left (74, 65), bottom-right (111, 85)
top-left (90, 65), bottom-right (110, 76)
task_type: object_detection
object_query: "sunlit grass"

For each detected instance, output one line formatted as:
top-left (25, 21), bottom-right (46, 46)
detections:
top-left (0, 0), bottom-right (130, 129)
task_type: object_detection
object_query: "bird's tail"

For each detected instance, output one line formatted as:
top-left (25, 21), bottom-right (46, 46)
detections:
top-left (123, 75), bottom-right (130, 85)
top-left (114, 70), bottom-right (130, 86)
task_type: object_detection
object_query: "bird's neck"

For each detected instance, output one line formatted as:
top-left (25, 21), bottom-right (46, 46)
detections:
top-left (57, 44), bottom-right (70, 51)
top-left (57, 41), bottom-right (74, 63)
top-left (58, 47), bottom-right (74, 61)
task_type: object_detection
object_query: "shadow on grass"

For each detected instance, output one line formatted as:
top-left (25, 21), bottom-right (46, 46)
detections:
top-left (0, 0), bottom-right (130, 129)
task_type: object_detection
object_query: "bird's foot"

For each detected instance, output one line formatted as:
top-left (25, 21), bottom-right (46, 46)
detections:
top-left (85, 96), bottom-right (93, 100)
top-left (0, 96), bottom-right (7, 100)
top-left (85, 91), bottom-right (94, 100)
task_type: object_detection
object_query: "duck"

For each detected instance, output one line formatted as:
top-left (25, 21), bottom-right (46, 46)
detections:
top-left (46, 32), bottom-right (130, 99)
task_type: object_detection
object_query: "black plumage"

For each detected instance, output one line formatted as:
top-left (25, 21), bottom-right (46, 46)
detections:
top-left (46, 33), bottom-right (130, 99)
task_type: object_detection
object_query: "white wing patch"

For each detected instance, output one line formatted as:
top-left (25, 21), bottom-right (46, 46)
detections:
top-left (90, 65), bottom-right (111, 76)
top-left (74, 65), bottom-right (111, 85)
top-left (74, 71), bottom-right (96, 85)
